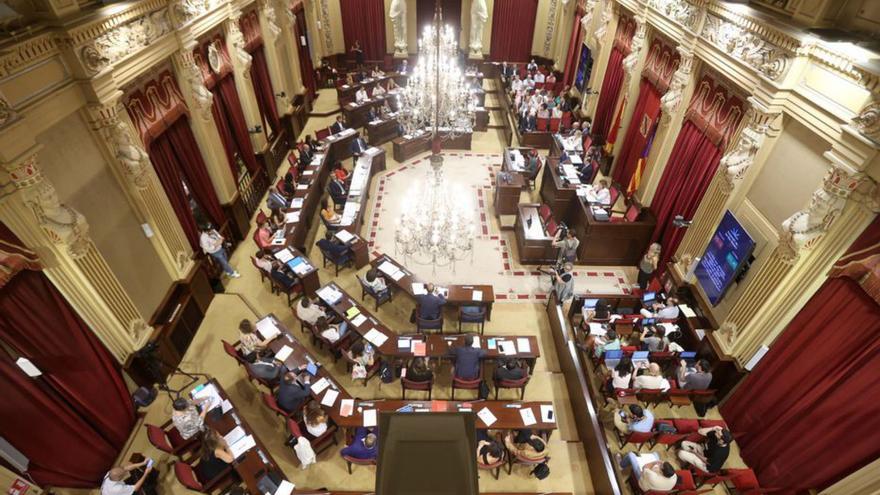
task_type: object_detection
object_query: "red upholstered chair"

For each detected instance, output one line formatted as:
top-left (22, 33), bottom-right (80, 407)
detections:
top-left (545, 218), bottom-right (559, 237)
top-left (635, 387), bottom-right (665, 407)
top-left (315, 127), bottom-right (331, 140)
top-left (341, 350), bottom-right (381, 386)
top-left (534, 82), bottom-right (544, 90)
top-left (673, 418), bottom-right (703, 442)
top-left (724, 468), bottom-right (781, 494)
top-left (401, 376), bottom-right (433, 399)
top-left (221, 340), bottom-right (248, 367)
top-left (561, 111), bottom-right (573, 129)
top-left (507, 449), bottom-right (548, 475)
top-left (173, 461), bottom-right (234, 493)
top-left (699, 419), bottom-right (728, 429)
top-left (666, 388), bottom-right (692, 409)
top-left (256, 209), bottom-right (270, 226)
top-left (451, 363), bottom-right (483, 400)
top-left (615, 388), bottom-right (639, 406)
top-left (539, 204), bottom-right (553, 223)
top-left (477, 446), bottom-right (506, 480)
top-left (287, 418), bottom-right (339, 457)
top-left (145, 423), bottom-right (197, 457)
top-left (342, 454), bottom-right (376, 474)
top-left (650, 419), bottom-right (687, 450)
top-left (691, 467), bottom-right (731, 488)
top-left (690, 389), bottom-right (717, 410)
top-left (536, 117), bottom-right (549, 132)
top-left (608, 185), bottom-right (621, 209)
top-left (549, 117), bottom-right (561, 132)
top-left (616, 429), bottom-right (654, 451)
top-left (262, 391), bottom-right (296, 420)
top-left (250, 256), bottom-right (271, 286)
top-left (383, 54), bottom-right (394, 71)
top-left (583, 134), bottom-right (593, 150)
top-left (493, 375), bottom-right (530, 400)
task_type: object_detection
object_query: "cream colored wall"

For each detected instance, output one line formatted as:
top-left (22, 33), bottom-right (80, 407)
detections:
top-left (746, 118), bottom-right (830, 226)
top-left (35, 112), bottom-right (172, 320)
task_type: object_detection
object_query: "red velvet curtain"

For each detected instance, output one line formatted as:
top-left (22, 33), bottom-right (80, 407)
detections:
top-left (562, 13), bottom-right (583, 86)
top-left (489, 0), bottom-right (538, 62)
top-left (293, 8), bottom-right (317, 97)
top-left (612, 79), bottom-right (661, 188)
top-left (211, 75), bottom-right (260, 177)
top-left (340, 0), bottom-right (387, 60)
top-left (649, 120), bottom-right (723, 266)
top-left (148, 117), bottom-right (226, 248)
top-left (722, 277), bottom-right (880, 491)
top-left (0, 269), bottom-right (135, 487)
top-left (592, 46), bottom-right (625, 140)
top-left (249, 46), bottom-right (281, 137)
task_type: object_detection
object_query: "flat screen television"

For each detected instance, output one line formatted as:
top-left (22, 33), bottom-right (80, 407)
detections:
top-left (694, 210), bottom-right (756, 306)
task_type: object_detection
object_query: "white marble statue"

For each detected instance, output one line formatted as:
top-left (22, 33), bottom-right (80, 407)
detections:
top-left (469, 0), bottom-right (488, 58)
top-left (390, 0), bottom-right (408, 57)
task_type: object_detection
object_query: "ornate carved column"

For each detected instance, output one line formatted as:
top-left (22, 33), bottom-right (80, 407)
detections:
top-left (675, 97), bottom-right (781, 260)
top-left (620, 13), bottom-right (647, 89)
top-left (256, 0), bottom-right (293, 116)
top-left (274, 0), bottom-right (305, 99)
top-left (581, 0), bottom-right (612, 116)
top-left (171, 46), bottom-right (238, 203)
top-left (225, 15), bottom-right (267, 152)
top-left (722, 139), bottom-right (879, 364)
top-left (82, 102), bottom-right (195, 280)
top-left (0, 150), bottom-right (150, 361)
top-left (659, 46), bottom-right (694, 125)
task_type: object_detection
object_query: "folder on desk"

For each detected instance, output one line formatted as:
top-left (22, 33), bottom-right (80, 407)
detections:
top-left (346, 307), bottom-right (361, 319)
top-left (321, 389), bottom-right (339, 407)
top-left (340, 399), bottom-right (354, 417)
top-left (412, 340), bottom-right (426, 356)
top-left (274, 346), bottom-right (293, 362)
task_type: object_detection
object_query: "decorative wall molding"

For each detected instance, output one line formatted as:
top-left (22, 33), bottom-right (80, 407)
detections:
top-left (593, 0), bottom-right (613, 47)
top-left (168, 0), bottom-right (220, 28)
top-left (79, 43), bottom-right (110, 74)
top-left (259, 0), bottom-right (281, 39)
top-left (0, 32), bottom-right (60, 78)
top-left (318, 0), bottom-right (333, 54)
top-left (92, 8), bottom-right (172, 66)
top-left (700, 12), bottom-right (792, 81)
top-left (65, 0), bottom-right (169, 47)
top-left (621, 14), bottom-right (647, 86)
top-left (659, 46), bottom-right (693, 124)
top-left (648, 0), bottom-right (702, 32)
top-left (719, 97), bottom-right (779, 192)
top-left (0, 92), bottom-right (21, 130)
top-left (852, 100), bottom-right (880, 145)
top-left (543, 0), bottom-right (560, 57)
top-left (175, 52), bottom-right (215, 120)
top-left (226, 18), bottom-right (253, 74)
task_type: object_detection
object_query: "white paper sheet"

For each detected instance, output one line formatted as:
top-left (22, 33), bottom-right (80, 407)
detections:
top-left (191, 383), bottom-right (222, 410)
top-left (377, 260), bottom-right (399, 276)
top-left (340, 399), bottom-right (355, 417)
top-left (398, 338), bottom-right (411, 349)
top-left (472, 290), bottom-right (482, 301)
top-left (471, 336), bottom-right (480, 349)
top-left (679, 304), bottom-right (696, 318)
top-left (284, 211), bottom-right (300, 223)
top-left (516, 338), bottom-right (531, 353)
top-left (275, 480), bottom-right (295, 495)
top-left (255, 317), bottom-right (281, 341)
top-left (498, 340), bottom-right (517, 355)
top-left (335, 230), bottom-right (355, 243)
top-left (476, 407), bottom-right (497, 427)
top-left (364, 328), bottom-right (389, 347)
top-left (520, 407), bottom-right (537, 426)
top-left (411, 282), bottom-right (427, 295)
top-left (229, 434), bottom-right (256, 458)
top-left (274, 345), bottom-right (293, 362)
top-left (350, 314), bottom-right (368, 327)
top-left (363, 409), bottom-right (377, 427)
top-left (311, 377), bottom-right (330, 395)
top-left (274, 249), bottom-right (294, 262)
top-left (321, 388), bottom-right (339, 407)
top-left (223, 426), bottom-right (247, 446)
top-left (540, 405), bottom-right (555, 423)
top-left (291, 198), bottom-right (304, 208)
top-left (221, 399), bottom-right (234, 414)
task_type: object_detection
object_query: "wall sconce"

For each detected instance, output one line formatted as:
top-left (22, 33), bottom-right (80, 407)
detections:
top-left (248, 125), bottom-right (263, 134)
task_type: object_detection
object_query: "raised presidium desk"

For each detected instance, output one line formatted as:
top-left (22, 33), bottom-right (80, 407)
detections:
top-left (259, 314), bottom-right (555, 432)
top-left (338, 147), bottom-right (386, 237)
top-left (342, 92), bottom-right (402, 130)
top-left (392, 129), bottom-right (474, 162)
top-left (366, 115), bottom-right (401, 146)
top-left (189, 379), bottom-right (289, 494)
top-left (494, 170), bottom-right (525, 217)
top-left (515, 203), bottom-right (557, 265)
top-left (369, 253), bottom-right (496, 320)
top-left (335, 72), bottom-right (407, 104)
top-left (314, 283), bottom-right (538, 368)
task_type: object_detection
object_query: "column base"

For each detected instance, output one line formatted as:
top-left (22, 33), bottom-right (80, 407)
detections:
top-left (468, 51), bottom-right (484, 60)
top-left (393, 51), bottom-right (409, 59)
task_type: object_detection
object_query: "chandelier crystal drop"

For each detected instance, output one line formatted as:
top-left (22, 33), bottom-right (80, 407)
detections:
top-left (393, 1), bottom-right (477, 272)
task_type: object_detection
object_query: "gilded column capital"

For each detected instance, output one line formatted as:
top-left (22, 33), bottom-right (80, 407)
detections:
top-left (0, 89), bottom-right (22, 131)
top-left (659, 45), bottom-right (694, 126)
top-left (3, 153), bottom-right (91, 259)
top-left (259, 0), bottom-right (282, 40)
top-left (718, 97), bottom-right (780, 193)
top-left (592, 0), bottom-right (613, 48)
top-left (778, 163), bottom-right (869, 263)
top-left (173, 48), bottom-right (214, 121)
top-left (87, 103), bottom-right (154, 192)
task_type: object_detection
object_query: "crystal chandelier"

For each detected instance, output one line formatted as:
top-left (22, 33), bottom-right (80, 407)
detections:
top-left (393, 1), bottom-right (477, 272)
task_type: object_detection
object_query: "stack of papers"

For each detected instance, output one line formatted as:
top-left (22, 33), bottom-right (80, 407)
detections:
top-left (317, 286), bottom-right (343, 305)
top-left (223, 426), bottom-right (247, 446)
top-left (363, 409), bottom-right (377, 427)
top-left (311, 377), bottom-right (330, 394)
top-left (288, 257), bottom-right (312, 276)
top-left (256, 317), bottom-right (281, 340)
top-left (284, 211), bottom-right (300, 223)
top-left (229, 434), bottom-right (256, 458)
top-left (540, 405), bottom-right (555, 423)
top-left (588, 322), bottom-right (608, 336)
top-left (351, 314), bottom-right (368, 327)
top-left (274, 249), bottom-right (294, 263)
top-left (378, 260), bottom-right (405, 280)
top-left (364, 328), bottom-right (389, 347)
top-left (275, 346), bottom-right (293, 362)
top-left (191, 383), bottom-right (222, 410)
top-left (335, 230), bottom-right (355, 243)
top-left (321, 389), bottom-right (339, 407)
top-left (341, 202), bottom-right (360, 224)
top-left (340, 399), bottom-right (355, 417)
top-left (472, 290), bottom-right (482, 301)
top-left (498, 340), bottom-right (517, 355)
top-left (412, 282), bottom-right (427, 295)
top-left (679, 305), bottom-right (697, 318)
top-left (520, 407), bottom-right (537, 426)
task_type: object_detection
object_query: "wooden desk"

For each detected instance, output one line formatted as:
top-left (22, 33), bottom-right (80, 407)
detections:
top-left (335, 73), bottom-right (407, 104)
top-left (286, 247), bottom-right (321, 296)
top-left (494, 171), bottom-right (524, 216)
top-left (324, 128), bottom-right (359, 163)
top-left (197, 379), bottom-right (287, 494)
top-left (566, 199), bottom-right (657, 265)
top-left (281, 147), bottom-right (331, 251)
top-left (539, 158), bottom-right (578, 220)
top-left (369, 253), bottom-right (496, 320)
top-left (366, 117), bottom-right (401, 146)
top-left (338, 147), bottom-right (386, 236)
top-left (474, 108), bottom-right (489, 132)
top-left (393, 133), bottom-right (431, 162)
top-left (514, 204), bottom-right (556, 265)
top-left (443, 131), bottom-right (473, 150)
top-left (343, 96), bottom-right (390, 130)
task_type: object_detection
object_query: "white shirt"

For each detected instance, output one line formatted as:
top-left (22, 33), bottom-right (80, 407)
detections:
top-left (355, 89), bottom-right (368, 103)
top-left (524, 78), bottom-right (535, 88)
top-left (656, 305), bottom-right (681, 320)
top-left (199, 230), bottom-right (223, 255)
top-left (372, 85), bottom-right (386, 96)
top-left (297, 302), bottom-right (327, 326)
top-left (534, 72), bottom-right (545, 83)
top-left (634, 374), bottom-right (670, 391)
top-left (587, 187), bottom-right (612, 206)
top-left (101, 476), bottom-right (134, 495)
top-left (306, 421), bottom-right (328, 438)
top-left (511, 79), bottom-right (523, 92)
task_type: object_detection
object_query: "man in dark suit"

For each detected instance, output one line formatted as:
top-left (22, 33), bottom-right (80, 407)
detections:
top-left (316, 230), bottom-right (350, 259)
top-left (266, 187), bottom-right (288, 221)
top-left (299, 143), bottom-right (313, 168)
top-left (449, 335), bottom-right (487, 380)
top-left (494, 358), bottom-right (527, 381)
top-left (365, 107), bottom-right (378, 123)
top-left (330, 115), bottom-right (347, 134)
top-left (328, 175), bottom-right (347, 205)
top-left (416, 282), bottom-right (446, 320)
top-left (350, 135), bottom-right (368, 157)
top-left (276, 369), bottom-right (311, 413)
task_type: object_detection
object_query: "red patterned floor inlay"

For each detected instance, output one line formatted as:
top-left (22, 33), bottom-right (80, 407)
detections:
top-left (517, 294), bottom-right (530, 299)
top-left (603, 272), bottom-right (615, 277)
top-left (535, 294), bottom-right (547, 300)
top-left (513, 271), bottom-right (525, 276)
top-left (587, 271), bottom-right (598, 276)
top-left (496, 294), bottom-right (508, 300)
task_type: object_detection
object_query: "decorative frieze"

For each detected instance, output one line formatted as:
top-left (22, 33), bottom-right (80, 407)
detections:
top-left (92, 8), bottom-right (172, 67)
top-left (701, 12), bottom-right (792, 81)
top-left (259, 0), bottom-right (282, 39)
top-left (0, 32), bottom-right (60, 78)
top-left (543, 0), bottom-right (560, 57)
top-left (659, 46), bottom-right (693, 124)
top-left (169, 0), bottom-right (220, 28)
top-left (319, 0), bottom-right (334, 54)
top-left (79, 44), bottom-right (110, 74)
top-left (852, 100), bottom-right (880, 145)
top-left (648, 0), bottom-right (701, 31)
top-left (718, 98), bottom-right (779, 192)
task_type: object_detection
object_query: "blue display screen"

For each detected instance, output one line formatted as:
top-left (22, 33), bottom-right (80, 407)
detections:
top-left (695, 211), bottom-right (755, 306)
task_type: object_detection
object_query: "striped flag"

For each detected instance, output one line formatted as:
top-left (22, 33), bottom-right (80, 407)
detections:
top-left (627, 122), bottom-right (657, 195)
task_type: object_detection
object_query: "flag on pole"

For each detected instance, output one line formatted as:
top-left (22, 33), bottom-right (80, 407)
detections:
top-left (627, 122), bottom-right (657, 195)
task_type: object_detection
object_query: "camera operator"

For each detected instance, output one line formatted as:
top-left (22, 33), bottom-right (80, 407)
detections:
top-left (551, 262), bottom-right (575, 303)
top-left (552, 226), bottom-right (579, 263)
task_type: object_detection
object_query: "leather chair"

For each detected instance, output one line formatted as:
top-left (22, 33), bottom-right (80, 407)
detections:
top-left (650, 419), bottom-right (688, 450)
top-left (416, 315), bottom-right (443, 335)
top-left (476, 432), bottom-right (506, 480)
top-left (287, 418), bottom-right (339, 457)
top-left (451, 363), bottom-right (483, 400)
top-left (342, 454), bottom-right (376, 474)
top-left (173, 461), bottom-right (235, 493)
top-left (145, 423), bottom-right (197, 458)
top-left (493, 374), bottom-right (529, 400)
top-left (316, 241), bottom-right (354, 276)
top-left (261, 392), bottom-right (297, 420)
top-left (458, 305), bottom-right (486, 334)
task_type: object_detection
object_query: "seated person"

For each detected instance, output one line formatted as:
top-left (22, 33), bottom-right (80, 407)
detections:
top-left (346, 340), bottom-right (375, 380)
top-left (299, 142), bottom-right (314, 164)
top-left (296, 296), bottom-right (330, 326)
top-left (537, 103), bottom-right (550, 119)
top-left (253, 251), bottom-right (273, 274)
top-left (355, 87), bottom-right (368, 103)
top-left (197, 428), bottom-right (234, 482)
top-left (304, 402), bottom-right (330, 438)
top-left (585, 179), bottom-right (612, 206)
top-left (476, 435), bottom-right (504, 466)
top-left (371, 65), bottom-right (384, 78)
top-left (278, 174), bottom-right (295, 197)
top-left (270, 259), bottom-right (299, 291)
top-left (504, 429), bottom-right (546, 460)
top-left (634, 362), bottom-right (670, 391)
top-left (677, 426), bottom-right (732, 473)
top-left (304, 134), bottom-right (322, 152)
top-left (101, 460), bottom-right (155, 495)
top-left (255, 222), bottom-right (275, 251)
top-left (321, 198), bottom-right (341, 225)
top-left (619, 453), bottom-right (678, 492)
top-left (641, 296), bottom-right (681, 319)
top-left (449, 335), bottom-right (486, 380)
top-left (364, 268), bottom-right (389, 298)
top-left (593, 328), bottom-right (621, 358)
top-left (350, 135), bottom-right (369, 156)
top-left (365, 107), bottom-right (379, 123)
top-left (398, 59), bottom-right (408, 73)
top-left (534, 71), bottom-right (546, 84)
top-left (524, 149), bottom-right (540, 175)
top-left (371, 83), bottom-right (386, 98)
top-left (247, 356), bottom-right (284, 383)
top-left (641, 325), bottom-right (668, 352)
top-left (298, 144), bottom-right (313, 171)
top-left (405, 357), bottom-right (433, 382)
top-left (276, 367), bottom-right (311, 413)
top-left (415, 282), bottom-right (446, 319)
top-left (238, 318), bottom-right (276, 362)
top-left (386, 78), bottom-right (400, 91)
top-left (171, 396), bottom-right (211, 440)
top-left (330, 115), bottom-right (347, 134)
top-left (494, 358), bottom-right (527, 381)
top-left (266, 187), bottom-right (288, 219)
top-left (613, 404), bottom-right (654, 434)
top-left (341, 427), bottom-right (378, 460)
top-left (608, 355), bottom-right (634, 392)
top-left (333, 161), bottom-right (350, 182)
top-left (527, 59), bottom-right (538, 72)
top-left (678, 358), bottom-right (713, 390)
top-left (568, 121), bottom-right (582, 138)
top-left (328, 174), bottom-right (348, 201)
top-left (551, 105), bottom-right (563, 118)
top-left (315, 316), bottom-right (348, 343)
top-left (546, 72), bottom-right (557, 84)
top-left (316, 230), bottom-right (350, 260)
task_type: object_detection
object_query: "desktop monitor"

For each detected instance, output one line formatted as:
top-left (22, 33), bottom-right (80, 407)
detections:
top-left (694, 210), bottom-right (756, 306)
top-left (583, 298), bottom-right (600, 309)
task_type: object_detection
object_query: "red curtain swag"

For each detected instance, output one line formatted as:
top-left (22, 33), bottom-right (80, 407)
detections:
top-left (249, 46), bottom-right (281, 137)
top-left (148, 117), bottom-right (226, 249)
top-left (293, 8), bottom-right (317, 97)
top-left (722, 277), bottom-right (880, 491)
top-left (489, 0), bottom-right (538, 62)
top-left (592, 46), bottom-right (626, 141)
top-left (340, 0), bottom-right (387, 61)
top-left (829, 216), bottom-right (880, 305)
top-left (562, 13), bottom-right (583, 86)
top-left (124, 71), bottom-right (188, 147)
top-left (0, 269), bottom-right (135, 488)
top-left (0, 222), bottom-right (41, 288)
top-left (612, 79), bottom-right (661, 188)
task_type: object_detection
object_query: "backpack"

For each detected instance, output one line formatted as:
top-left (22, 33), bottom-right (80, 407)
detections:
top-left (531, 461), bottom-right (550, 480)
top-left (379, 361), bottom-right (394, 383)
top-left (478, 380), bottom-right (490, 399)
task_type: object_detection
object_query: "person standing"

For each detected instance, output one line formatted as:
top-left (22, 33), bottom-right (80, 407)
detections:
top-left (552, 229), bottom-right (580, 264)
top-left (200, 226), bottom-right (240, 278)
top-left (638, 243), bottom-right (661, 290)
top-left (351, 40), bottom-right (365, 67)
top-left (552, 262), bottom-right (575, 303)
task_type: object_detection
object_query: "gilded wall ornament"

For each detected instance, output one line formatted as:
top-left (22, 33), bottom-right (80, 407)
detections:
top-left (92, 9), bottom-right (172, 66)
top-left (701, 13), bottom-right (791, 81)
top-left (852, 100), bottom-right (880, 144)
